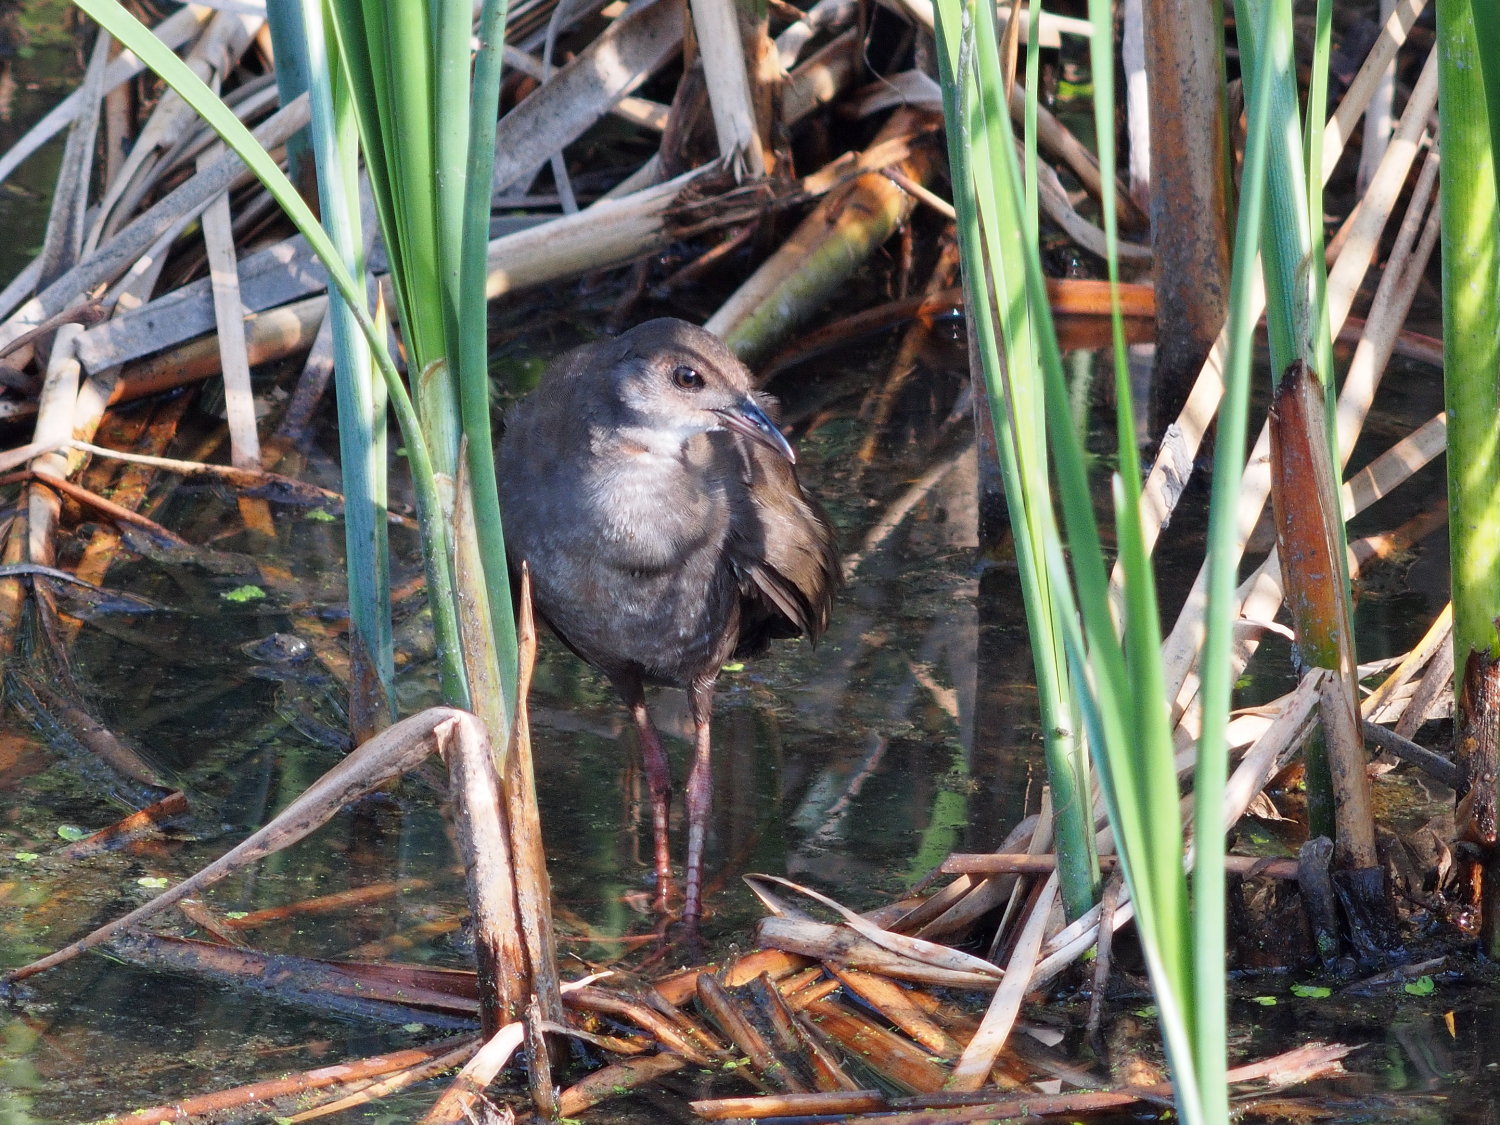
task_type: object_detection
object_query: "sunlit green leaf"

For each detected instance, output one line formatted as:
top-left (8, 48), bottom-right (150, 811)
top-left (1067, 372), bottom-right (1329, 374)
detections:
top-left (221, 585), bottom-right (267, 603)
top-left (1403, 976), bottom-right (1437, 997)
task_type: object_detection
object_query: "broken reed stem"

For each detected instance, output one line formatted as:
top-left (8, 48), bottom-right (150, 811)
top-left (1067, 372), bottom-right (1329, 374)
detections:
top-left (85, 1037), bottom-right (480, 1125)
top-left (434, 690), bottom-right (526, 1034)
top-left (506, 567), bottom-right (565, 1108)
top-left (940, 852), bottom-right (1301, 879)
top-left (419, 1023), bottom-right (527, 1125)
top-left (285, 1037), bottom-right (483, 1121)
top-left (1268, 361), bottom-right (1375, 866)
top-left (68, 439), bottom-right (338, 502)
top-left (0, 467), bottom-right (191, 546)
top-left (690, 1043), bottom-right (1352, 1120)
top-left (557, 1054), bottom-right (690, 1117)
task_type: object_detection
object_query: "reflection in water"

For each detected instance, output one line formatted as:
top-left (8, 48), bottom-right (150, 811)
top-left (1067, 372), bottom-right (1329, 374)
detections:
top-left (0, 302), bottom-right (1461, 1118)
top-left (0, 307), bottom-right (1053, 1117)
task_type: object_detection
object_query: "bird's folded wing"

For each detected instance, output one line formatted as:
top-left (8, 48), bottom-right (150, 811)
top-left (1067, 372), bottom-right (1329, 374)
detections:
top-left (734, 446), bottom-right (841, 644)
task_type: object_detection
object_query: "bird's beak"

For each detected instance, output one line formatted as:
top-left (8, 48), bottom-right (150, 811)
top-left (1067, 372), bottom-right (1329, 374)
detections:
top-left (712, 399), bottom-right (797, 464)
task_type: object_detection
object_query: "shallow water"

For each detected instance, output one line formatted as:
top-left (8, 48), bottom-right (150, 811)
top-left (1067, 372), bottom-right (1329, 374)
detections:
top-left (0, 292), bottom-right (1024, 1119)
top-left (0, 308), bottom-right (1469, 1123)
top-left (0, 9), bottom-right (1486, 1124)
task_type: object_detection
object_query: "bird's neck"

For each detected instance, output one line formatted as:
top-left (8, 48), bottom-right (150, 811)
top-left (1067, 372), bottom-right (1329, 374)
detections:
top-left (595, 419), bottom-right (711, 463)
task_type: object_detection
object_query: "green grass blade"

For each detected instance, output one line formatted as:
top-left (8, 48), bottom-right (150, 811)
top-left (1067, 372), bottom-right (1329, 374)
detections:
top-left (1079, 1), bottom-right (1206, 1107)
top-left (942, 1), bottom-right (1094, 907)
top-left (1438, 0), bottom-right (1500, 766)
top-left (1197, 1), bottom-right (1279, 1115)
top-left (1234, 1), bottom-right (1316, 376)
top-left (295, 0), bottom-right (395, 713)
top-left (933, 0), bottom-right (1098, 919)
top-left (1467, 2), bottom-right (1500, 191)
top-left (1040, 528), bottom-right (1201, 1121)
top-left (264, 0), bottom-right (313, 187)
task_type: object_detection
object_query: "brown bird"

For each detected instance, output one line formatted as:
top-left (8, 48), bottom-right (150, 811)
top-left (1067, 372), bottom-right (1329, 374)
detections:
top-left (498, 318), bottom-right (840, 928)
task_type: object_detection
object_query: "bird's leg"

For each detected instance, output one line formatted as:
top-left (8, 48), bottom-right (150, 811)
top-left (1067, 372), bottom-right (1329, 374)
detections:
top-left (621, 679), bottom-right (676, 914)
top-left (682, 679), bottom-right (716, 929)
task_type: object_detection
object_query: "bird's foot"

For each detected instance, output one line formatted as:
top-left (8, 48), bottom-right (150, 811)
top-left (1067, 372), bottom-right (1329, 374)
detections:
top-left (633, 911), bottom-right (707, 967)
top-left (665, 916), bottom-right (707, 960)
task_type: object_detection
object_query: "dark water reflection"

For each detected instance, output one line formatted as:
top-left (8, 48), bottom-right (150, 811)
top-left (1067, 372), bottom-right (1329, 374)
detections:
top-left (0, 311), bottom-right (1477, 1122)
top-left (0, 302), bottom-right (1039, 1118)
top-left (0, 311), bottom-right (1473, 1121)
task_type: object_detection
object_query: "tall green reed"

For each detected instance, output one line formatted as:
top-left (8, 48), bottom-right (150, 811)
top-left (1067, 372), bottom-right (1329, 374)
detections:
top-left (1437, 0), bottom-right (1500, 952)
top-left (317, 0), bottom-right (519, 728)
top-left (294, 3), bottom-right (394, 726)
top-left (933, 0), bottom-right (1306, 1119)
top-left (936, 0), bottom-right (1098, 924)
top-left (1436, 0), bottom-right (1500, 701)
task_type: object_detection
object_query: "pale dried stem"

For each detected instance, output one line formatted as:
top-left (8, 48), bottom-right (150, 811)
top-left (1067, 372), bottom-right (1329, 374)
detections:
top-left (1169, 412), bottom-right (1447, 740)
top-left (1364, 603), bottom-right (1453, 721)
top-left (491, 0), bottom-right (684, 196)
top-left (1357, 0), bottom-right (1399, 193)
top-left (1323, 49), bottom-right (1438, 331)
top-left (0, 96), bottom-right (310, 353)
top-left (87, 10), bottom-right (263, 256)
top-left (199, 150), bottom-right (261, 470)
top-left (1322, 0), bottom-right (1428, 182)
top-left (34, 32), bottom-right (109, 290)
top-left (0, 6), bottom-right (209, 193)
top-left (946, 874), bottom-right (1058, 1089)
top-left (1335, 147), bottom-right (1442, 465)
top-left (25, 326), bottom-right (83, 566)
top-left (689, 0), bottom-right (767, 178)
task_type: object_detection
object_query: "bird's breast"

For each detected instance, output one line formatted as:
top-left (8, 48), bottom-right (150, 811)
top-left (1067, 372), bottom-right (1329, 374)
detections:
top-left (500, 422), bottom-right (764, 687)
top-left (582, 454), bottom-right (731, 569)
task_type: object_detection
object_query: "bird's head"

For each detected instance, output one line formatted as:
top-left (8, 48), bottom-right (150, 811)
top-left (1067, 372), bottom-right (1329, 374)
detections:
top-left (605, 319), bottom-right (796, 464)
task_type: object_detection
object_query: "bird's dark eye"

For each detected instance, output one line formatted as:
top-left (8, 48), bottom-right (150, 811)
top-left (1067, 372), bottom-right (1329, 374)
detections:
top-left (672, 365), bottom-right (704, 391)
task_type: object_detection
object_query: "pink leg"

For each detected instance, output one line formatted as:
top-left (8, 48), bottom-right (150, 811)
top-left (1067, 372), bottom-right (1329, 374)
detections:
top-left (621, 679), bottom-right (675, 913)
top-left (682, 681), bottom-right (716, 929)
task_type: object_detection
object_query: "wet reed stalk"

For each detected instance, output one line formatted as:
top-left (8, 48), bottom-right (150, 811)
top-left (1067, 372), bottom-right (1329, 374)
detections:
top-left (1234, 0), bottom-right (1366, 859)
top-left (320, 0), bottom-right (521, 720)
top-left (291, 3), bottom-right (394, 736)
